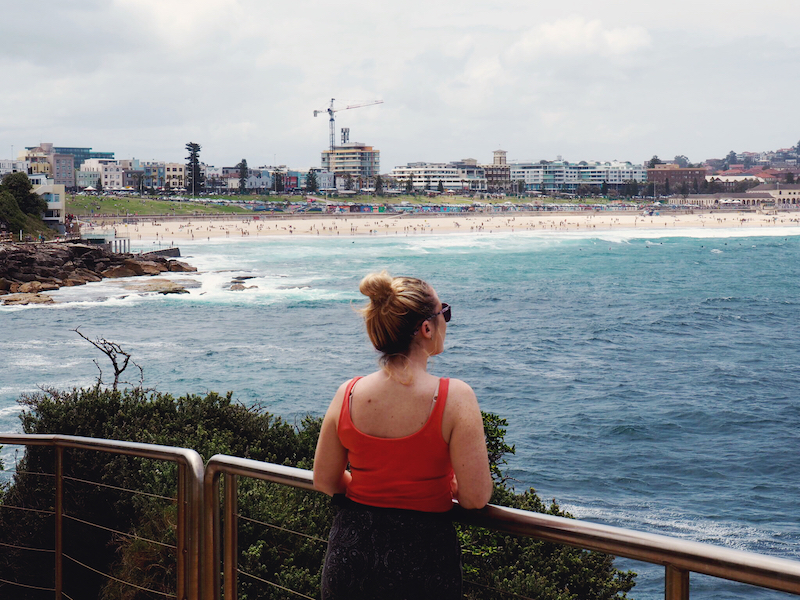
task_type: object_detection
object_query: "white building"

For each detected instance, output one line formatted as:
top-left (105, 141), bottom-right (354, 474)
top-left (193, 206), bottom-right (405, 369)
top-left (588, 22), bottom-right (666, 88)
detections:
top-left (0, 160), bottom-right (28, 177)
top-left (390, 162), bottom-right (487, 192)
top-left (32, 178), bottom-right (66, 233)
top-left (509, 160), bottom-right (646, 193)
top-left (83, 158), bottom-right (124, 190)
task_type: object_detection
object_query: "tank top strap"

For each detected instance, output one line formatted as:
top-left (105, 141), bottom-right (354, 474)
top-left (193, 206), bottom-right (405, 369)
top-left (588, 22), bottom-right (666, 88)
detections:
top-left (428, 377), bottom-right (450, 430)
top-left (339, 376), bottom-right (362, 427)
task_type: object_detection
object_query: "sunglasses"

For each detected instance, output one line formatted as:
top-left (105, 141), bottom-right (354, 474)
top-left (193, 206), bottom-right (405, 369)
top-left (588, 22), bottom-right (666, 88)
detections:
top-left (414, 303), bottom-right (452, 335)
top-left (430, 303), bottom-right (451, 323)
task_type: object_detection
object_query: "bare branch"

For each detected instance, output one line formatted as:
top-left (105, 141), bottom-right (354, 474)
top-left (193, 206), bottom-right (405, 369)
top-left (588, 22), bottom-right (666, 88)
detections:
top-left (73, 327), bottom-right (144, 392)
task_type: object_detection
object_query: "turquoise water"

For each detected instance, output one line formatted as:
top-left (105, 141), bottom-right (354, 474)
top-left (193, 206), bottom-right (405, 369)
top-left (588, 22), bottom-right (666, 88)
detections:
top-left (2, 227), bottom-right (800, 598)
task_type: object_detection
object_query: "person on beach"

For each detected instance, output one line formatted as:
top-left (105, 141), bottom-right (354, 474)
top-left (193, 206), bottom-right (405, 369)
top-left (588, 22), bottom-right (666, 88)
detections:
top-left (314, 271), bottom-right (493, 599)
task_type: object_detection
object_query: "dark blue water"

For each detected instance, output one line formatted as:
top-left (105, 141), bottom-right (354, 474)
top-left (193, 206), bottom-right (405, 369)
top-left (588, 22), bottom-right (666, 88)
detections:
top-left (2, 228), bottom-right (799, 599)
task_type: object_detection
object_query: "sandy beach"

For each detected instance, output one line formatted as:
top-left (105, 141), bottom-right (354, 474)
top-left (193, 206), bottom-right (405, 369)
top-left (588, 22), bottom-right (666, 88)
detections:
top-left (78, 209), bottom-right (800, 243)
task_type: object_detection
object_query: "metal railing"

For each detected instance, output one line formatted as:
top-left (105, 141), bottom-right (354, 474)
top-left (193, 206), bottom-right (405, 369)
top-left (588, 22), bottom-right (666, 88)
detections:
top-left (0, 434), bottom-right (204, 600)
top-left (3, 436), bottom-right (800, 600)
top-left (204, 454), bottom-right (800, 600)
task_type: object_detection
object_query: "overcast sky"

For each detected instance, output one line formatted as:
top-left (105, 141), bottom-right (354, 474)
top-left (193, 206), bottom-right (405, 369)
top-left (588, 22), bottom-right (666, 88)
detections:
top-left (2, 0), bottom-right (799, 171)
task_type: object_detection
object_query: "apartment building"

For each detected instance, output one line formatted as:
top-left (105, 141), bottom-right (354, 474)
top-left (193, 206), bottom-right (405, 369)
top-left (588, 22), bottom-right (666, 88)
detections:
top-left (483, 150), bottom-right (511, 192)
top-left (164, 163), bottom-right (185, 190)
top-left (390, 162), bottom-right (488, 192)
top-left (0, 160), bottom-right (28, 177)
top-left (646, 164), bottom-right (707, 192)
top-left (510, 160), bottom-right (646, 193)
top-left (321, 143), bottom-right (380, 180)
top-left (83, 158), bottom-right (124, 190)
top-left (32, 178), bottom-right (66, 233)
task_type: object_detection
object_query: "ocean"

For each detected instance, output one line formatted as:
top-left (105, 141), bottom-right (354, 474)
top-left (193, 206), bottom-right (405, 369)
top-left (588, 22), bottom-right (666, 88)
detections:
top-left (2, 226), bottom-right (800, 599)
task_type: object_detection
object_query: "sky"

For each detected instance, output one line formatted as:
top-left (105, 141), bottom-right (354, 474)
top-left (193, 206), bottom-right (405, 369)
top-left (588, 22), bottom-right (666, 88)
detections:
top-left (2, 0), bottom-right (799, 172)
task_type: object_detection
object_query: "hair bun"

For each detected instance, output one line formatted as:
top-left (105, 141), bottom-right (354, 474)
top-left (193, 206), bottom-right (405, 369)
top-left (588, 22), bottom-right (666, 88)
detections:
top-left (359, 270), bottom-right (394, 305)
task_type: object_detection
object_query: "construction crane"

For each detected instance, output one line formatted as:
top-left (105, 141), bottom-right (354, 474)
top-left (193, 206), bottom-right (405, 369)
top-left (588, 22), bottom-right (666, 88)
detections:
top-left (314, 98), bottom-right (383, 152)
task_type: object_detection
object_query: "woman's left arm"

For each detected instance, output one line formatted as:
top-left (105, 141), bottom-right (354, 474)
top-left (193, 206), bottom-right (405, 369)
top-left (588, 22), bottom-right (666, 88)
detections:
top-left (313, 382), bottom-right (352, 496)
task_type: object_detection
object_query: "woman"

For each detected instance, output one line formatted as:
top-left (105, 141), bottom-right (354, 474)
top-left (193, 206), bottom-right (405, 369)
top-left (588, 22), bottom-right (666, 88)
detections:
top-left (314, 271), bottom-right (493, 599)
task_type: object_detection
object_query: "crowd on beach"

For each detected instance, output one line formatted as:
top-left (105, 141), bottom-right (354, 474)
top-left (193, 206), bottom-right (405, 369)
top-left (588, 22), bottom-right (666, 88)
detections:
top-left (74, 208), bottom-right (800, 244)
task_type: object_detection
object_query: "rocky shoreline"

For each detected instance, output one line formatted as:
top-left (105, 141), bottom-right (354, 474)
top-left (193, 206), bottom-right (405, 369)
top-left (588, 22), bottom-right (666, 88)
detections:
top-left (0, 243), bottom-right (197, 305)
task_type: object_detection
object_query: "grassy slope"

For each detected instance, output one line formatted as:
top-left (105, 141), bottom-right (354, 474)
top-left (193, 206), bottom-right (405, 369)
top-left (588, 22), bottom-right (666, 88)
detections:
top-left (67, 193), bottom-right (620, 217)
top-left (67, 195), bottom-right (251, 216)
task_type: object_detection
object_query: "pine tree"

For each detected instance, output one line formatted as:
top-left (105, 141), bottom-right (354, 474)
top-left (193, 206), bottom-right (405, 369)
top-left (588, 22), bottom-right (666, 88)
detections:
top-left (185, 142), bottom-right (204, 197)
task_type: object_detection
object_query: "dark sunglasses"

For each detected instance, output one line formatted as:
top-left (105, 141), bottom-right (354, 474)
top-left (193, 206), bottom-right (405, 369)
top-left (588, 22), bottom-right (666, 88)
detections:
top-left (430, 303), bottom-right (451, 323)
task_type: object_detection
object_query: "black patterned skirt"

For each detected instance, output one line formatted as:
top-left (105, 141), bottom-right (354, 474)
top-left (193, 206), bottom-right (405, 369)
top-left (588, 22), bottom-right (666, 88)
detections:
top-left (321, 496), bottom-right (462, 600)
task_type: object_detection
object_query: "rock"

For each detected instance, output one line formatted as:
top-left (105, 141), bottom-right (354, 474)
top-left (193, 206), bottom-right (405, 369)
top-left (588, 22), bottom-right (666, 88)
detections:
top-left (123, 278), bottom-right (192, 295)
top-left (230, 283), bottom-right (258, 291)
top-left (0, 278), bottom-right (9, 291)
top-left (137, 260), bottom-right (169, 275)
top-left (168, 260), bottom-right (197, 272)
top-left (101, 265), bottom-right (139, 278)
top-left (2, 293), bottom-right (55, 306)
top-left (75, 268), bottom-right (103, 282)
top-left (62, 278), bottom-right (87, 287)
top-left (19, 281), bottom-right (60, 293)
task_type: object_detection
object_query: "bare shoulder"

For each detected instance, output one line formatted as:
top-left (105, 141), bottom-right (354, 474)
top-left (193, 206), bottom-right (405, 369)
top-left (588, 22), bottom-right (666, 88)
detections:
top-left (445, 378), bottom-right (479, 408)
top-left (442, 378), bottom-right (481, 439)
top-left (324, 379), bottom-right (353, 421)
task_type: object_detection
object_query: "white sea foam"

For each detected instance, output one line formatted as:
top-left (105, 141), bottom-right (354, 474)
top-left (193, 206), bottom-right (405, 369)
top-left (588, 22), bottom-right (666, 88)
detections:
top-left (561, 502), bottom-right (794, 555)
top-left (0, 405), bottom-right (21, 419)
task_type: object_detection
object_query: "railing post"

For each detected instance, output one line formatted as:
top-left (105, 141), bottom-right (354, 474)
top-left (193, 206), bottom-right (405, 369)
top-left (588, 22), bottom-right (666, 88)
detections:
top-left (55, 446), bottom-right (63, 600)
top-left (666, 565), bottom-right (690, 600)
top-left (223, 473), bottom-right (238, 600)
top-left (177, 463), bottom-right (186, 600)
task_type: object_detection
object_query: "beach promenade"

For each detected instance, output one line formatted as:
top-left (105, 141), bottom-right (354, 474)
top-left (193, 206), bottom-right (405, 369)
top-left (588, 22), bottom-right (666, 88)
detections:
top-left (79, 209), bottom-right (800, 242)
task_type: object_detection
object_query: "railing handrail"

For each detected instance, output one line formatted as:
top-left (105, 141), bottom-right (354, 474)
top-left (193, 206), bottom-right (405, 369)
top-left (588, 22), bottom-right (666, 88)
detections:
top-left (0, 434), bottom-right (204, 600)
top-left (4, 437), bottom-right (800, 599)
top-left (203, 453), bottom-right (800, 599)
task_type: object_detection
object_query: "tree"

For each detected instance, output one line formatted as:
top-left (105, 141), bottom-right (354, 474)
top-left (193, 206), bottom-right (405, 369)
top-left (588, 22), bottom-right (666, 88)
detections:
top-left (405, 174), bottom-right (413, 194)
top-left (237, 159), bottom-right (248, 194)
top-left (725, 150), bottom-right (738, 167)
top-left (185, 142), bottom-right (204, 197)
top-left (601, 180), bottom-right (609, 196)
top-left (664, 178), bottom-right (671, 196)
top-left (623, 179), bottom-right (640, 197)
top-left (646, 155), bottom-right (663, 169)
top-left (305, 170), bottom-right (318, 192)
top-left (517, 180), bottom-right (525, 194)
top-left (437, 180), bottom-right (444, 193)
top-left (375, 175), bottom-right (384, 196)
top-left (273, 172), bottom-right (285, 193)
top-left (342, 173), bottom-right (353, 191)
top-left (786, 172), bottom-right (795, 184)
top-left (132, 172), bottom-right (144, 196)
top-left (0, 190), bottom-right (52, 238)
top-left (0, 172), bottom-right (47, 216)
top-left (674, 155), bottom-right (690, 168)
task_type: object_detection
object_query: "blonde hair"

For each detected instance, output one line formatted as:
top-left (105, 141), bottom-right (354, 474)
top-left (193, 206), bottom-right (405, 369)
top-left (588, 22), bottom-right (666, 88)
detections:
top-left (359, 271), bottom-right (437, 366)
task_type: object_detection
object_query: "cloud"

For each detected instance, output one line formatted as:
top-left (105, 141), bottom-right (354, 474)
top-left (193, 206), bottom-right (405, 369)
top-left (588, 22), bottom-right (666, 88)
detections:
top-left (506, 18), bottom-right (651, 63)
top-left (1, 2), bottom-right (800, 170)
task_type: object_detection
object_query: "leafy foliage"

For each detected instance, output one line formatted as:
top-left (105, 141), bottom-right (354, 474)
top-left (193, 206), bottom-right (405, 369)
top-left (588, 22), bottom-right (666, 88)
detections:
top-left (237, 159), bottom-right (248, 194)
top-left (1, 172), bottom-right (48, 216)
top-left (306, 170), bottom-right (318, 192)
top-left (0, 190), bottom-right (52, 237)
top-left (1, 389), bottom-right (635, 600)
top-left (185, 142), bottom-right (204, 197)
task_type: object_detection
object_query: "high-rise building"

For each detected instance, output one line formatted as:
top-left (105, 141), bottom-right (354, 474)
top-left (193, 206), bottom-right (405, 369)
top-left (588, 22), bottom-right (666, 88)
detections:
top-left (321, 143), bottom-right (380, 181)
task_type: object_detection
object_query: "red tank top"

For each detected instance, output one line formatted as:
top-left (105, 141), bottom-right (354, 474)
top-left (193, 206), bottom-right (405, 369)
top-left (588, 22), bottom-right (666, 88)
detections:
top-left (338, 377), bottom-right (455, 513)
